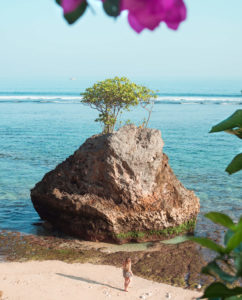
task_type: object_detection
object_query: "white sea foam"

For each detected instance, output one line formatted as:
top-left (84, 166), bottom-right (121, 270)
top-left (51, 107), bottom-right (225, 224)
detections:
top-left (0, 95), bottom-right (82, 101)
top-left (0, 95), bottom-right (241, 105)
top-left (0, 95), bottom-right (83, 104)
top-left (155, 96), bottom-right (242, 103)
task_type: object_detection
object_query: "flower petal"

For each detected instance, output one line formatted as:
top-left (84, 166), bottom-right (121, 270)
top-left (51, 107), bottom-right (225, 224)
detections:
top-left (121, 0), bottom-right (187, 32)
top-left (127, 13), bottom-right (145, 33)
top-left (164, 0), bottom-right (187, 29)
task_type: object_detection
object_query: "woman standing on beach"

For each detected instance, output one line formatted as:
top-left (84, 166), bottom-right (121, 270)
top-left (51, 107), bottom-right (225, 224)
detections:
top-left (123, 257), bottom-right (133, 292)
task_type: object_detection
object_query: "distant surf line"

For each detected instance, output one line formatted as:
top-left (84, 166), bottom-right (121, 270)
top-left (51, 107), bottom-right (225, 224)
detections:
top-left (0, 94), bottom-right (241, 105)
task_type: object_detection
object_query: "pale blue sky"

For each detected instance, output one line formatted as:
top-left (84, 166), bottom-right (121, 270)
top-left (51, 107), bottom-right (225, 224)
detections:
top-left (0, 0), bottom-right (242, 91)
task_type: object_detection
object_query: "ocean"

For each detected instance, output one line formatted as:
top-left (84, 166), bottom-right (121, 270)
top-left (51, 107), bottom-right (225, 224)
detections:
top-left (0, 89), bottom-right (241, 238)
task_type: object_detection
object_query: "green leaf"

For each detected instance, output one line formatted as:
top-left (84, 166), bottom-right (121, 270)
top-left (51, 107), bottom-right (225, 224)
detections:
top-left (205, 212), bottom-right (235, 230)
top-left (189, 237), bottom-right (226, 254)
top-left (234, 253), bottom-right (242, 277)
top-left (238, 217), bottom-right (242, 227)
top-left (224, 229), bottom-right (235, 246)
top-left (224, 229), bottom-right (242, 253)
top-left (210, 110), bottom-right (242, 133)
top-left (103, 0), bottom-right (120, 17)
top-left (202, 261), bottom-right (237, 284)
top-left (226, 228), bottom-right (242, 252)
top-left (226, 153), bottom-right (242, 175)
top-left (234, 238), bottom-right (242, 254)
top-left (200, 282), bottom-right (242, 299)
top-left (56, 0), bottom-right (61, 5)
top-left (226, 296), bottom-right (242, 300)
top-left (64, 1), bottom-right (88, 24)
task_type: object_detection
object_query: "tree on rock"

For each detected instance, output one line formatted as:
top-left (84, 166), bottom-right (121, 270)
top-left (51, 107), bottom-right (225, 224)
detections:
top-left (81, 77), bottom-right (157, 133)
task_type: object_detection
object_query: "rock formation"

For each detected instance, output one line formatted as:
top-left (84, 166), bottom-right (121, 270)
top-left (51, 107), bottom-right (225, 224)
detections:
top-left (31, 125), bottom-right (200, 243)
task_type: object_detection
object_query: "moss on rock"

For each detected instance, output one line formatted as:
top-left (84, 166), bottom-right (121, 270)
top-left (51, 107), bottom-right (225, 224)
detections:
top-left (115, 218), bottom-right (196, 242)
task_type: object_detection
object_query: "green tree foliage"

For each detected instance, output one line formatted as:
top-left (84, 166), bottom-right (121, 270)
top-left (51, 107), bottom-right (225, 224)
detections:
top-left (81, 77), bottom-right (157, 133)
top-left (210, 110), bottom-right (242, 174)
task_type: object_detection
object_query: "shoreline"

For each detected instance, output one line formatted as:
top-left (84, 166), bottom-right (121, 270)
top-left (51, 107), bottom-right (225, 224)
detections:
top-left (0, 230), bottom-right (213, 291)
top-left (0, 261), bottom-right (202, 300)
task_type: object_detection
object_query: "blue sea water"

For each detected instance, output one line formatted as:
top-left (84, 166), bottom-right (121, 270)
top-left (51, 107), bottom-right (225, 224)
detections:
top-left (0, 90), bottom-right (241, 237)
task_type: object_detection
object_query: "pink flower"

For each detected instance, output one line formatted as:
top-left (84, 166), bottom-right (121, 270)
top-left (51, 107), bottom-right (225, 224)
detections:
top-left (60, 0), bottom-right (187, 33)
top-left (121, 0), bottom-right (187, 33)
top-left (61, 0), bottom-right (85, 14)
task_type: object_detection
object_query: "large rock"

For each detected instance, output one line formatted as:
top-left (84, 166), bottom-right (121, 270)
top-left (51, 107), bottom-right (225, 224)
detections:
top-left (31, 125), bottom-right (200, 243)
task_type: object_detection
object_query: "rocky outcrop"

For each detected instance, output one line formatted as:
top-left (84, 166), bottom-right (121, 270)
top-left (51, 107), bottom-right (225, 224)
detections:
top-left (31, 125), bottom-right (200, 243)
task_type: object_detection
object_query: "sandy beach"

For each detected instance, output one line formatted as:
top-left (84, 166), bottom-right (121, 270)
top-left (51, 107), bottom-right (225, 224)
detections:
top-left (0, 261), bottom-right (202, 300)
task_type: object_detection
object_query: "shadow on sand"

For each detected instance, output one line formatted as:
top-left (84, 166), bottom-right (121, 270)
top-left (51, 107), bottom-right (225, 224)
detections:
top-left (56, 273), bottom-right (124, 292)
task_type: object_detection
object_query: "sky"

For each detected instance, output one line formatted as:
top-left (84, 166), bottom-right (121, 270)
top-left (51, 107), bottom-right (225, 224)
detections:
top-left (0, 0), bottom-right (242, 92)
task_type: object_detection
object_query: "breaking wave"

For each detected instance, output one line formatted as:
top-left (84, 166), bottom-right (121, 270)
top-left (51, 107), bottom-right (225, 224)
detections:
top-left (0, 94), bottom-right (241, 105)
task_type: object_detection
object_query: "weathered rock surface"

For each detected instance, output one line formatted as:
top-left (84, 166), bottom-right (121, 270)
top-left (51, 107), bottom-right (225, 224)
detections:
top-left (31, 125), bottom-right (200, 243)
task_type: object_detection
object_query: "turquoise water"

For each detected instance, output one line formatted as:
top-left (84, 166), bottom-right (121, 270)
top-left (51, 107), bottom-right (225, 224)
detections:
top-left (0, 92), bottom-right (241, 237)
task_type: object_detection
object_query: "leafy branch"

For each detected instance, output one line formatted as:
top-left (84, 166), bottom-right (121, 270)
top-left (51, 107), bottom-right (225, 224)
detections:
top-left (209, 110), bottom-right (242, 174)
top-left (164, 212), bottom-right (242, 299)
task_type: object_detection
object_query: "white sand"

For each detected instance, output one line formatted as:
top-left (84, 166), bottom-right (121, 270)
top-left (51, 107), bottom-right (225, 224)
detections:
top-left (0, 261), bottom-right (202, 300)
